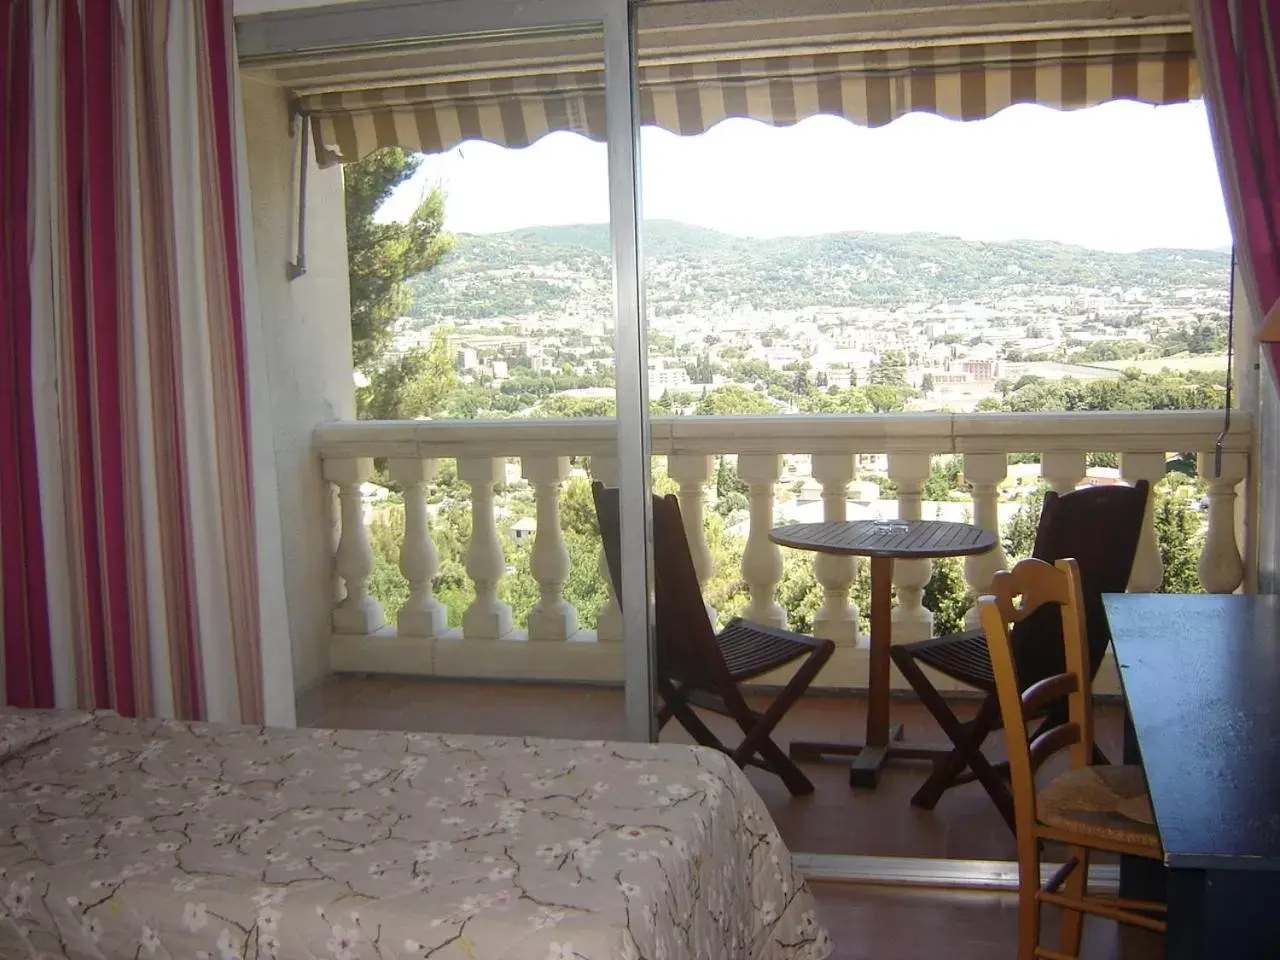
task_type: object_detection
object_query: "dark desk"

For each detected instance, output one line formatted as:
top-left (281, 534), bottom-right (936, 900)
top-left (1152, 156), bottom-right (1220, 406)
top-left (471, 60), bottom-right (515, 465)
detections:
top-left (1104, 593), bottom-right (1280, 960)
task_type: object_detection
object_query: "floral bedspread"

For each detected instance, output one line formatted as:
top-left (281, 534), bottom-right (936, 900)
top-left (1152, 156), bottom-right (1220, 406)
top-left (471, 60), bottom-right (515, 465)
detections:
top-left (0, 707), bottom-right (94, 761)
top-left (0, 711), bottom-right (832, 959)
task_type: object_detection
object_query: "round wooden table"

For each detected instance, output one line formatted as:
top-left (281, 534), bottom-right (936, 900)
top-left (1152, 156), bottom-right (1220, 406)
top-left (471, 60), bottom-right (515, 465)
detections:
top-left (770, 519), bottom-right (998, 787)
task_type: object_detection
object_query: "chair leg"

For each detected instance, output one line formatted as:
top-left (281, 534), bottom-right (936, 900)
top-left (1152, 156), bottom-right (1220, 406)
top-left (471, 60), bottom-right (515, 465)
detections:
top-left (1059, 845), bottom-right (1089, 958)
top-left (741, 734), bottom-right (815, 796)
top-left (731, 655), bottom-right (827, 796)
top-left (908, 685), bottom-right (1012, 828)
top-left (891, 652), bottom-right (997, 809)
top-left (1017, 847), bottom-right (1042, 960)
top-left (669, 699), bottom-right (731, 755)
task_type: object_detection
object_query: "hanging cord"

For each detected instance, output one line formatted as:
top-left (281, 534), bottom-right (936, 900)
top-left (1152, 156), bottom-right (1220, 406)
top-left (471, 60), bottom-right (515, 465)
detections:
top-left (1214, 247), bottom-right (1236, 479)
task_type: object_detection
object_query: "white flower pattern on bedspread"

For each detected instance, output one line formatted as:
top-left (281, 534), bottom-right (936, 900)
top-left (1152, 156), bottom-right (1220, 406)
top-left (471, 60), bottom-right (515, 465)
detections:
top-left (0, 713), bottom-right (832, 959)
top-left (0, 708), bottom-right (95, 761)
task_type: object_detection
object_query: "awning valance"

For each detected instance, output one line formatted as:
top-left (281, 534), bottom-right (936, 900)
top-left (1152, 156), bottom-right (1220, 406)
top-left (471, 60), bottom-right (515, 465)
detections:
top-left (298, 31), bottom-right (1200, 166)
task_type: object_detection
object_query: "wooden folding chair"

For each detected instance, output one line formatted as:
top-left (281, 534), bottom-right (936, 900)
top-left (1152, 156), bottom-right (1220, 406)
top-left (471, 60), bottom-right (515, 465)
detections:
top-left (593, 483), bottom-right (834, 795)
top-left (890, 481), bottom-right (1149, 828)
top-left (981, 558), bottom-right (1165, 959)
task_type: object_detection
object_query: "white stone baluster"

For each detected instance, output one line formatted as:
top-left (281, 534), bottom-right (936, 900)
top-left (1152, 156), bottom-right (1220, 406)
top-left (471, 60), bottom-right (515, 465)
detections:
top-left (888, 453), bottom-right (933, 643)
top-left (1041, 451), bottom-right (1085, 495)
top-left (1197, 451), bottom-right (1246, 594)
top-left (668, 453), bottom-right (717, 622)
top-left (459, 457), bottom-right (513, 640)
top-left (324, 457), bottom-right (384, 634)
top-left (1120, 452), bottom-right (1166, 593)
top-left (589, 456), bottom-right (623, 642)
top-left (811, 454), bottom-right (859, 644)
top-left (388, 458), bottom-right (447, 638)
top-left (523, 456), bottom-right (578, 641)
top-left (738, 454), bottom-right (786, 627)
top-left (963, 453), bottom-right (1010, 628)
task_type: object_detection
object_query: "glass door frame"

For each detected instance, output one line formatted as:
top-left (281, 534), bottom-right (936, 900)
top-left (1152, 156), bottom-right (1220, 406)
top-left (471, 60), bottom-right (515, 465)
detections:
top-left (236, 0), bottom-right (656, 742)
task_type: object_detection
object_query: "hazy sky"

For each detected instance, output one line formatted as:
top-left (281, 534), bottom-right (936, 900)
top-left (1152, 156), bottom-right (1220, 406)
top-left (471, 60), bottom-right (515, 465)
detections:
top-left (379, 99), bottom-right (1231, 253)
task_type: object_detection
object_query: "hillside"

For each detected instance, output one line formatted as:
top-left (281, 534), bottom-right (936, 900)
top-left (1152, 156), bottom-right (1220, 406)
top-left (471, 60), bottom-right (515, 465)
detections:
top-left (405, 221), bottom-right (1231, 323)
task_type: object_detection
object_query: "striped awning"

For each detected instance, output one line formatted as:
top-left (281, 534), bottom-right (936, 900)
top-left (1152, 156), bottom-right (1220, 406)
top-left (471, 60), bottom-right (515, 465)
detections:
top-left (300, 32), bottom-right (1200, 166)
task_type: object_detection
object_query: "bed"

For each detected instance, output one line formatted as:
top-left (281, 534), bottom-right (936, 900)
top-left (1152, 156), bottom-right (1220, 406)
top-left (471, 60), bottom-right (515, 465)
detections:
top-left (0, 709), bottom-right (832, 959)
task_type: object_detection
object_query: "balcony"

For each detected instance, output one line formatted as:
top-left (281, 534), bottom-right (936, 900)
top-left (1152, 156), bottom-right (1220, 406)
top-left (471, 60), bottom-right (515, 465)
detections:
top-left (315, 409), bottom-right (1252, 695)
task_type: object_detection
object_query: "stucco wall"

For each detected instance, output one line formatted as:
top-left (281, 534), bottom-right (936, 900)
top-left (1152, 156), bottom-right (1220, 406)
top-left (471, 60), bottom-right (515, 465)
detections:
top-left (241, 74), bottom-right (355, 692)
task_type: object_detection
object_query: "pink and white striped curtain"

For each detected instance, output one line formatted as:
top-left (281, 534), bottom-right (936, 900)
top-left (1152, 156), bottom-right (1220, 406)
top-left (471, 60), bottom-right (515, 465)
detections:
top-left (1192, 1), bottom-right (1280, 368)
top-left (0, 0), bottom-right (263, 724)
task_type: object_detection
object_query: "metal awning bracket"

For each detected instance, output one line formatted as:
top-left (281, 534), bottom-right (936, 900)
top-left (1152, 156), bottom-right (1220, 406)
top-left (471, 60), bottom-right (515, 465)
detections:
top-left (287, 100), bottom-right (308, 281)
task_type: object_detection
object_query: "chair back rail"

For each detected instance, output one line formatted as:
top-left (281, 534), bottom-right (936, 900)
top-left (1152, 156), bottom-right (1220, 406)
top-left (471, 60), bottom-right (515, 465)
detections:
top-left (591, 483), bottom-right (738, 694)
top-left (1015, 480), bottom-right (1149, 686)
top-left (981, 557), bottom-right (1094, 820)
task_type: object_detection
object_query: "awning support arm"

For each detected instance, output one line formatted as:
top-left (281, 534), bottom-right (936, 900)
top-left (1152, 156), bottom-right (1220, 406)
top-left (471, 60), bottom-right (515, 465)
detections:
top-left (287, 100), bottom-right (308, 281)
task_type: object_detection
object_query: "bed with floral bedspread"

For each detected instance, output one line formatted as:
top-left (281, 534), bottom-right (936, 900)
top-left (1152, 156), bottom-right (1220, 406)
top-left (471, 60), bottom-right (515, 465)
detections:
top-left (0, 709), bottom-right (832, 959)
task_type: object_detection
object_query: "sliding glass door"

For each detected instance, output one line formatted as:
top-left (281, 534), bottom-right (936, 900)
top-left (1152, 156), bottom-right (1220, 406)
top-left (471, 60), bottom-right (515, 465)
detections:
top-left (238, 0), bottom-right (655, 742)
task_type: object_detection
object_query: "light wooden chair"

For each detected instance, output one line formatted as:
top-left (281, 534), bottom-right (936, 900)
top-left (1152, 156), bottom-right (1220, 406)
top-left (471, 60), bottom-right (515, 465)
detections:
top-left (979, 557), bottom-right (1166, 960)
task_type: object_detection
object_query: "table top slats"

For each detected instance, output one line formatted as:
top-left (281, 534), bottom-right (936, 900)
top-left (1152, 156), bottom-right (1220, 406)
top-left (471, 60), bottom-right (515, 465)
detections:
top-left (769, 519), bottom-right (997, 559)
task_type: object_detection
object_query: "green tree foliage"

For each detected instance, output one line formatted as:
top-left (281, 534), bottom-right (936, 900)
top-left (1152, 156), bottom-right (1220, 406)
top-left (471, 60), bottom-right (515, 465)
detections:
top-left (686, 353), bottom-right (715, 384)
top-left (923, 456), bottom-right (966, 502)
top-left (346, 148), bottom-right (456, 423)
top-left (713, 457), bottom-right (749, 518)
top-left (923, 557), bottom-right (971, 635)
top-left (989, 370), bottom-right (1226, 414)
top-left (864, 383), bottom-right (915, 413)
top-left (1154, 491), bottom-right (1204, 593)
top-left (357, 327), bottom-right (457, 420)
top-left (535, 394), bottom-right (618, 418)
top-left (693, 385), bottom-right (779, 415)
top-left (800, 387), bottom-right (872, 414)
top-left (1003, 486), bottom-right (1046, 561)
top-left (869, 349), bottom-right (909, 387)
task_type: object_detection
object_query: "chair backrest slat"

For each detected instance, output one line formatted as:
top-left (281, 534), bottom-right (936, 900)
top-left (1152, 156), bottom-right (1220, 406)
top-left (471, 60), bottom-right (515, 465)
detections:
top-left (1014, 480), bottom-right (1149, 686)
top-left (650, 493), bottom-right (737, 690)
top-left (1028, 721), bottom-right (1083, 774)
top-left (1021, 673), bottom-right (1080, 717)
top-left (592, 483), bottom-right (732, 691)
top-left (981, 557), bottom-right (1093, 831)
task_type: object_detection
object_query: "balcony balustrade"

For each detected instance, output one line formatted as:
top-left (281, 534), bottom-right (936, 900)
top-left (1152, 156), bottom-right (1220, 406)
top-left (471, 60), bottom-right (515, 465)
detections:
top-left (316, 410), bottom-right (1252, 694)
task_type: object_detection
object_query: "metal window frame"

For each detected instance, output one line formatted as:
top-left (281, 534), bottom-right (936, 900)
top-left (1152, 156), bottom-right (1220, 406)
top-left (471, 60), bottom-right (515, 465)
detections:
top-left (237, 0), bottom-right (655, 743)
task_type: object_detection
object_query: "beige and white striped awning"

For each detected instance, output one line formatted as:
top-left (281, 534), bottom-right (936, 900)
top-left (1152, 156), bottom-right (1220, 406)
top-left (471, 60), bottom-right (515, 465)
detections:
top-left (299, 32), bottom-right (1199, 166)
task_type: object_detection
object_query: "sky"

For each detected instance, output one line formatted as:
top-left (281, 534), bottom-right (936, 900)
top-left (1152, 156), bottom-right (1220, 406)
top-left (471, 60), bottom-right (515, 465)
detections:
top-left (379, 100), bottom-right (1232, 254)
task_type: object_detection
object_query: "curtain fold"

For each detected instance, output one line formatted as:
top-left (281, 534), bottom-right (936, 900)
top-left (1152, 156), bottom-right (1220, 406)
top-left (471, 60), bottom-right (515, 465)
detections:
top-left (0, 0), bottom-right (263, 724)
top-left (1192, 1), bottom-right (1280, 368)
top-left (1, 0), bottom-right (55, 709)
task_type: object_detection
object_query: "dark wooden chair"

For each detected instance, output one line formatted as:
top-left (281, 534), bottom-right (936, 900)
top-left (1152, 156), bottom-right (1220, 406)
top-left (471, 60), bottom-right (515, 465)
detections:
top-left (890, 480), bottom-right (1150, 828)
top-left (592, 482), bottom-right (835, 795)
top-left (980, 558), bottom-right (1165, 959)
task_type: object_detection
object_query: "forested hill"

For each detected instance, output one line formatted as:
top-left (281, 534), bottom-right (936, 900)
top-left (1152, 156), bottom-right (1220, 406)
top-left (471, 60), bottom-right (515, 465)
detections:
top-left (405, 220), bottom-right (1231, 322)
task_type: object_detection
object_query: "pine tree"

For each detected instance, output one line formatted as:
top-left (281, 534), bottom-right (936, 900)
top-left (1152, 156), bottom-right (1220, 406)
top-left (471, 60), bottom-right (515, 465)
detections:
top-left (344, 148), bottom-right (455, 417)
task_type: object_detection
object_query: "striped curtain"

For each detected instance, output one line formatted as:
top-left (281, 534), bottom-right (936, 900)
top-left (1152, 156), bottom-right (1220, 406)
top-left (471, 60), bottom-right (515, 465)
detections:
top-left (302, 33), bottom-right (1200, 167)
top-left (0, 0), bottom-right (263, 724)
top-left (1192, 2), bottom-right (1280, 366)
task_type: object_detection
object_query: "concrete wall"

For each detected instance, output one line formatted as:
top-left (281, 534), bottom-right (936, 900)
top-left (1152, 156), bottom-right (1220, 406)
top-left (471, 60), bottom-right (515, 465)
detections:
top-left (241, 73), bottom-right (355, 692)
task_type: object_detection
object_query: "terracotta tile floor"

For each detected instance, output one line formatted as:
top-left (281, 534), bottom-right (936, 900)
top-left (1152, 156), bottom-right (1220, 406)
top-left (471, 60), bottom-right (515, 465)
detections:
top-left (298, 677), bottom-right (1158, 957)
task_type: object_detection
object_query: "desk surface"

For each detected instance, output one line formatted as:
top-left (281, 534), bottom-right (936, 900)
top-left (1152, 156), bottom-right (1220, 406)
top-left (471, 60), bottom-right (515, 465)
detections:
top-left (1104, 593), bottom-right (1280, 871)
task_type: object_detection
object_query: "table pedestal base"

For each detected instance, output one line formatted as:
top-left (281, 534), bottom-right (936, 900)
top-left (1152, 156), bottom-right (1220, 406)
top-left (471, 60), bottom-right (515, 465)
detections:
top-left (789, 726), bottom-right (952, 787)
